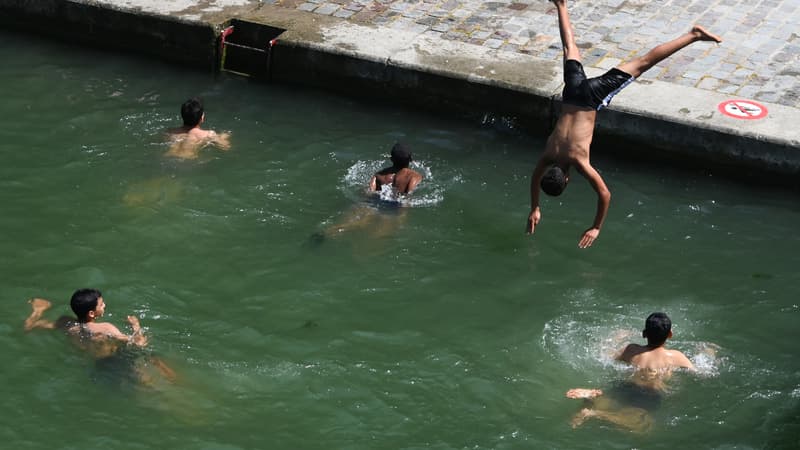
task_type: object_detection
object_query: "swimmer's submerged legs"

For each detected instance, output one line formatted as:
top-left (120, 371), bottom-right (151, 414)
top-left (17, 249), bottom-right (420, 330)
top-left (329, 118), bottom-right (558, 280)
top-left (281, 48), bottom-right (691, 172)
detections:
top-left (571, 406), bottom-right (653, 433)
top-left (566, 388), bottom-right (653, 433)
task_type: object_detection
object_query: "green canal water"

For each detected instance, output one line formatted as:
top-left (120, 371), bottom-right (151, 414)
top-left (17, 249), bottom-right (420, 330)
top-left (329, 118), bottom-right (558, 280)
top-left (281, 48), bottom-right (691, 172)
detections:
top-left (1, 32), bottom-right (798, 449)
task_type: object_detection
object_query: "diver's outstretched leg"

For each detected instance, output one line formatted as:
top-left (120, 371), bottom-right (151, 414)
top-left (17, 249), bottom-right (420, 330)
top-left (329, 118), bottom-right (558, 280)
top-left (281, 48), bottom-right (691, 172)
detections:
top-left (617, 26), bottom-right (722, 78)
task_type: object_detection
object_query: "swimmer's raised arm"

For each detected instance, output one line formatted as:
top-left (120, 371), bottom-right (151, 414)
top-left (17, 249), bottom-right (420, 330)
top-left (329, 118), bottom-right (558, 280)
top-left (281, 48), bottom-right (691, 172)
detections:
top-left (368, 175), bottom-right (377, 192)
top-left (126, 316), bottom-right (148, 347)
top-left (92, 318), bottom-right (148, 347)
top-left (614, 343), bottom-right (634, 362)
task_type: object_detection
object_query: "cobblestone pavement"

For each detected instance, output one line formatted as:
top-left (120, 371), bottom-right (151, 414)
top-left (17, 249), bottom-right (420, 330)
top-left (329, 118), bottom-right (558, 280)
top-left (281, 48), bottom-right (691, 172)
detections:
top-left (259, 0), bottom-right (800, 108)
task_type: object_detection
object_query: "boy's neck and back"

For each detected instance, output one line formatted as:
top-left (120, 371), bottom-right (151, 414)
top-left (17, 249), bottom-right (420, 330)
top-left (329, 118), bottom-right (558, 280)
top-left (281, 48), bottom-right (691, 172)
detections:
top-left (617, 342), bottom-right (694, 372)
top-left (373, 166), bottom-right (423, 195)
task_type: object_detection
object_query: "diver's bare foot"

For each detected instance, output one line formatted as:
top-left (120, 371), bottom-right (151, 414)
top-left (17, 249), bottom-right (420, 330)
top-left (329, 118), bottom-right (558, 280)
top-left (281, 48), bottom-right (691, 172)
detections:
top-left (571, 408), bottom-right (596, 428)
top-left (566, 388), bottom-right (603, 399)
top-left (551, 0), bottom-right (566, 7)
top-left (692, 25), bottom-right (722, 43)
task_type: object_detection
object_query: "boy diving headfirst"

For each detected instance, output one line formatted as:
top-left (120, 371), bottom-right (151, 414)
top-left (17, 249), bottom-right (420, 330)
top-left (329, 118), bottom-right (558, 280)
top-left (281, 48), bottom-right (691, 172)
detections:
top-left (527, 0), bottom-right (721, 248)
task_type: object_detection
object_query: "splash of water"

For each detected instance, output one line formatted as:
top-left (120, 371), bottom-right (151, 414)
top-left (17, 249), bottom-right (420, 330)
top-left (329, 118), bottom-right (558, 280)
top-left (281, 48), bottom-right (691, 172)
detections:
top-left (340, 159), bottom-right (446, 207)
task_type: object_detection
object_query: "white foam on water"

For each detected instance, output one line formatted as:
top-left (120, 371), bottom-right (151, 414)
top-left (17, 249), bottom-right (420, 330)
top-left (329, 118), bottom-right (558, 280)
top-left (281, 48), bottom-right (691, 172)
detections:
top-left (541, 293), bottom-right (723, 378)
top-left (541, 314), bottom-right (632, 375)
top-left (119, 110), bottom-right (174, 141)
top-left (687, 342), bottom-right (723, 377)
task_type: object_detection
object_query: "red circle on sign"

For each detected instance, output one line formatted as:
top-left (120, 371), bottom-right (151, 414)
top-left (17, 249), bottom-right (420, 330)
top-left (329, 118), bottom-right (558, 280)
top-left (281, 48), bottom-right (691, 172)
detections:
top-left (718, 99), bottom-right (768, 120)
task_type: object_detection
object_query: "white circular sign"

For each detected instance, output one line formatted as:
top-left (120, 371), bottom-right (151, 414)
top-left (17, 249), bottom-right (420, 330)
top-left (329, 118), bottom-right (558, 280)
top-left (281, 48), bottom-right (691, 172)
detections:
top-left (718, 100), bottom-right (768, 120)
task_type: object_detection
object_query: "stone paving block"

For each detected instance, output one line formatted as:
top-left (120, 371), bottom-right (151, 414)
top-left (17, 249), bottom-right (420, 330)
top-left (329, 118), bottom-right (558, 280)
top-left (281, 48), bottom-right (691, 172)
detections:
top-left (596, 56), bottom-right (622, 70)
top-left (780, 88), bottom-right (799, 105)
top-left (298, 3), bottom-right (316, 12)
top-left (416, 16), bottom-right (438, 26)
top-left (697, 76), bottom-right (721, 90)
top-left (717, 83), bottom-right (739, 95)
top-left (431, 22), bottom-right (452, 33)
top-left (508, 35), bottom-right (530, 46)
top-left (484, 38), bottom-right (504, 49)
top-left (314, 3), bottom-right (339, 15)
top-left (333, 8), bottom-right (355, 18)
top-left (683, 70), bottom-right (704, 81)
top-left (755, 91), bottom-right (781, 103)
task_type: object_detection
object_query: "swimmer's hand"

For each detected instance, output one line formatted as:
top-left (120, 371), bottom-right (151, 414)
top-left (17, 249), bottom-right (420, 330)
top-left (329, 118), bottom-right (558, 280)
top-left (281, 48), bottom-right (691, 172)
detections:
top-left (212, 131), bottom-right (231, 151)
top-left (697, 342), bottom-right (721, 358)
top-left (526, 207), bottom-right (541, 234)
top-left (127, 315), bottom-right (148, 347)
top-left (578, 227), bottom-right (599, 248)
top-left (127, 315), bottom-right (141, 328)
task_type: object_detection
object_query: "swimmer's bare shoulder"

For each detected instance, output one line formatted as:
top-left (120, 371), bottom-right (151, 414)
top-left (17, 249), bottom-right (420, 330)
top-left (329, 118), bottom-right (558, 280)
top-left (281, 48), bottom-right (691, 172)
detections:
top-left (164, 129), bottom-right (231, 160)
top-left (615, 343), bottom-right (647, 363)
top-left (617, 343), bottom-right (694, 371)
top-left (396, 168), bottom-right (423, 194)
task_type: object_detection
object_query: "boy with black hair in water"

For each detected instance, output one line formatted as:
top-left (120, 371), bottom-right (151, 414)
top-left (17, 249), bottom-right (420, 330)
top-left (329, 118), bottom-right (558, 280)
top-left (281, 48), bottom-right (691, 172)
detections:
top-left (166, 97), bottom-right (231, 159)
top-left (24, 288), bottom-right (174, 383)
top-left (369, 143), bottom-right (424, 195)
top-left (565, 312), bottom-right (700, 433)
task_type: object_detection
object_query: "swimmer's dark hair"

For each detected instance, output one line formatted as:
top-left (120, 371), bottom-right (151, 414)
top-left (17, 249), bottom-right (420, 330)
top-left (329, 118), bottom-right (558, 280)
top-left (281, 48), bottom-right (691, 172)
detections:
top-left (644, 312), bottom-right (672, 347)
top-left (390, 143), bottom-right (412, 168)
top-left (181, 97), bottom-right (204, 127)
top-left (70, 288), bottom-right (102, 322)
top-left (541, 166), bottom-right (567, 196)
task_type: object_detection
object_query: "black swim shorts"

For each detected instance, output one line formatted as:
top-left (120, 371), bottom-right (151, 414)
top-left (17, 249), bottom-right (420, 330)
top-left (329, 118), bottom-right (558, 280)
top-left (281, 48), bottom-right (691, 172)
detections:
top-left (562, 59), bottom-right (635, 110)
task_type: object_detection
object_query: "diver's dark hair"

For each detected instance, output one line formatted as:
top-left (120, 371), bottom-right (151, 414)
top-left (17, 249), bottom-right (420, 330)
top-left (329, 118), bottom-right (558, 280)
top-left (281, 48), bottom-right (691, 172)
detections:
top-left (70, 288), bottom-right (102, 322)
top-left (181, 97), bottom-right (204, 127)
top-left (390, 143), bottom-right (412, 168)
top-left (541, 166), bottom-right (567, 196)
top-left (644, 312), bottom-right (672, 347)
